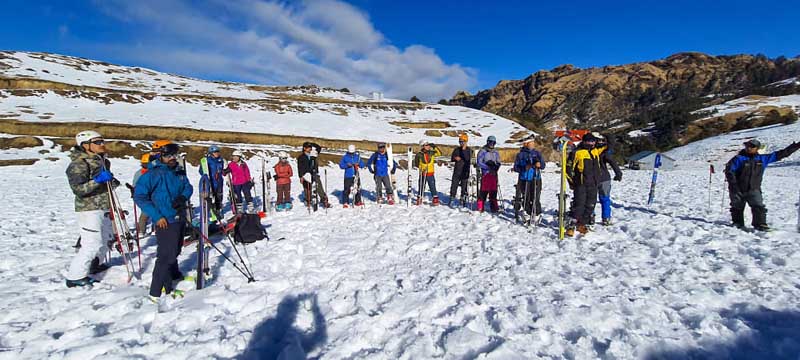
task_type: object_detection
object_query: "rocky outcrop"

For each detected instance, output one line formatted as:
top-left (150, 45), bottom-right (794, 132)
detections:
top-left (450, 52), bottom-right (800, 131)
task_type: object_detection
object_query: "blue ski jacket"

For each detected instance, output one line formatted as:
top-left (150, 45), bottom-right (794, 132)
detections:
top-left (513, 148), bottom-right (545, 181)
top-left (134, 160), bottom-right (193, 224)
top-left (725, 142), bottom-right (800, 192)
top-left (367, 152), bottom-right (397, 177)
top-left (199, 155), bottom-right (225, 193)
top-left (339, 153), bottom-right (366, 179)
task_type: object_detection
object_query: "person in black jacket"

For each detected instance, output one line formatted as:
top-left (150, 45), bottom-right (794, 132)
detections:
top-left (297, 142), bottom-right (330, 208)
top-left (566, 133), bottom-right (603, 235)
top-left (449, 134), bottom-right (471, 206)
top-left (724, 139), bottom-right (799, 230)
top-left (593, 133), bottom-right (623, 226)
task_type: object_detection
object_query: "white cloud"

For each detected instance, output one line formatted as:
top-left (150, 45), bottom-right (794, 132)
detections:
top-left (90, 0), bottom-right (475, 101)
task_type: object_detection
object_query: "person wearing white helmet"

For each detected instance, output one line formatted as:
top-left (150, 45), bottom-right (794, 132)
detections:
top-left (273, 151), bottom-right (294, 211)
top-left (65, 130), bottom-right (116, 287)
top-left (413, 140), bottom-right (442, 205)
top-left (339, 144), bottom-right (366, 207)
top-left (224, 150), bottom-right (254, 213)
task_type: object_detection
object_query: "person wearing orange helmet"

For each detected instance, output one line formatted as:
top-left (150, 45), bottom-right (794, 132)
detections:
top-left (448, 134), bottom-right (471, 207)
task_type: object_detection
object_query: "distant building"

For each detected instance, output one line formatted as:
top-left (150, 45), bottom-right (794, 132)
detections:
top-left (627, 151), bottom-right (676, 170)
top-left (371, 92), bottom-right (384, 101)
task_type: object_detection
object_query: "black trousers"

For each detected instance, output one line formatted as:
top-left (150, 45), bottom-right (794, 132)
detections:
top-left (515, 179), bottom-right (543, 216)
top-left (342, 177), bottom-right (362, 205)
top-left (450, 176), bottom-right (469, 201)
top-left (730, 189), bottom-right (767, 227)
top-left (149, 221), bottom-right (184, 297)
top-left (571, 185), bottom-right (598, 226)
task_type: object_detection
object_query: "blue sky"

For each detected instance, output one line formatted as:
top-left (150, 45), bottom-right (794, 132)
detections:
top-left (1, 0), bottom-right (798, 100)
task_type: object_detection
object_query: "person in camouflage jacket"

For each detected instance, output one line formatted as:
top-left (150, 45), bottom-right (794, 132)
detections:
top-left (65, 130), bottom-right (118, 288)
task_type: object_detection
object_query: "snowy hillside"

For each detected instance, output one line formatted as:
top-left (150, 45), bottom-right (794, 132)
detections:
top-left (0, 52), bottom-right (530, 146)
top-left (1, 121), bottom-right (799, 358)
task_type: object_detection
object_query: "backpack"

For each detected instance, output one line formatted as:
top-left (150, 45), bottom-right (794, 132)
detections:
top-left (233, 213), bottom-right (267, 243)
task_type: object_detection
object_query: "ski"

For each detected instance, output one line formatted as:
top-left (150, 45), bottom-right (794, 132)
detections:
top-left (386, 143), bottom-right (400, 204)
top-left (407, 146), bottom-right (413, 207)
top-left (647, 153), bottom-right (662, 206)
top-left (100, 155), bottom-right (140, 283)
top-left (197, 176), bottom-right (210, 290)
top-left (558, 139), bottom-right (568, 240)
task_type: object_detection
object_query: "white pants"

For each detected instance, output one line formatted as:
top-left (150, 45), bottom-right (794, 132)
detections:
top-left (67, 210), bottom-right (111, 280)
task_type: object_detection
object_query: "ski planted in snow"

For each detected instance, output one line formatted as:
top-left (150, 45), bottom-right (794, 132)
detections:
top-left (406, 146), bottom-right (413, 207)
top-left (386, 143), bottom-right (400, 204)
top-left (558, 139), bottom-right (568, 240)
top-left (647, 153), bottom-right (663, 206)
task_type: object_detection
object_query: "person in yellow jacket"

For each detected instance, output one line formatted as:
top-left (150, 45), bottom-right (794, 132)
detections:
top-left (413, 141), bottom-right (442, 205)
top-left (566, 133), bottom-right (605, 235)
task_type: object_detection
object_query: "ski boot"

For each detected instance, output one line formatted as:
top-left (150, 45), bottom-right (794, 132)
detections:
top-left (89, 257), bottom-right (111, 275)
top-left (284, 202), bottom-right (293, 210)
top-left (343, 203), bottom-right (349, 208)
top-left (66, 276), bottom-right (99, 288)
top-left (477, 200), bottom-right (485, 212)
top-left (432, 196), bottom-right (440, 206)
top-left (565, 227), bottom-right (575, 237)
top-left (355, 201), bottom-right (364, 207)
top-left (754, 224), bottom-right (771, 232)
top-left (276, 203), bottom-right (285, 212)
top-left (577, 224), bottom-right (589, 234)
top-left (387, 196), bottom-right (394, 205)
top-left (602, 218), bottom-right (613, 226)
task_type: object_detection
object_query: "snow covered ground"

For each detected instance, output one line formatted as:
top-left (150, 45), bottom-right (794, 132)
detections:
top-left (1, 122), bottom-right (799, 359)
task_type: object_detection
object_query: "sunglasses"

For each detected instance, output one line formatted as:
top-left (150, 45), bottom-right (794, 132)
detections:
top-left (90, 139), bottom-right (106, 145)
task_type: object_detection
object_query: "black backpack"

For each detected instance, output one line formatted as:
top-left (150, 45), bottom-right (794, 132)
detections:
top-left (233, 214), bottom-right (267, 243)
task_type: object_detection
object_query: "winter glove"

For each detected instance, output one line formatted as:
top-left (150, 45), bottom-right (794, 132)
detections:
top-left (93, 170), bottom-right (113, 184)
top-left (172, 195), bottom-right (187, 210)
top-left (613, 173), bottom-right (622, 181)
top-left (125, 182), bottom-right (135, 197)
top-left (302, 173), bottom-right (312, 183)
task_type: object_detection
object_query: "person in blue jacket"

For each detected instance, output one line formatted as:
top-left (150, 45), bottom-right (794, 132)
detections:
top-left (512, 140), bottom-right (545, 220)
top-left (725, 138), bottom-right (799, 230)
top-left (339, 144), bottom-right (367, 207)
top-left (199, 145), bottom-right (225, 214)
top-left (134, 142), bottom-right (193, 300)
top-left (367, 143), bottom-right (398, 205)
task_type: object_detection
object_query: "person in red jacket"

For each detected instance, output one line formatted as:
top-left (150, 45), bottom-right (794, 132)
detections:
top-left (224, 150), bottom-right (254, 213)
top-left (273, 151), bottom-right (294, 211)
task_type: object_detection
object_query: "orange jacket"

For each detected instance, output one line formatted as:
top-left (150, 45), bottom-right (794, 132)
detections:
top-left (273, 162), bottom-right (293, 185)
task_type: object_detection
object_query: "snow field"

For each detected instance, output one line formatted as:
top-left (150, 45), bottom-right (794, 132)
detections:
top-left (0, 128), bottom-right (799, 358)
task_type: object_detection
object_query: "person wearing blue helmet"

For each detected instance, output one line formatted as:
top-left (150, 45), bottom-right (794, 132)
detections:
top-left (199, 145), bottom-right (225, 214)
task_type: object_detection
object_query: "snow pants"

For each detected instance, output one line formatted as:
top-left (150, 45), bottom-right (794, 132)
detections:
top-left (149, 221), bottom-right (184, 297)
top-left (342, 176), bottom-right (363, 205)
top-left (301, 175), bottom-right (328, 205)
top-left (730, 189), bottom-right (767, 227)
top-left (598, 180), bottom-right (613, 220)
top-left (233, 182), bottom-right (254, 210)
top-left (450, 175), bottom-right (469, 201)
top-left (515, 179), bottom-right (542, 216)
top-left (479, 172), bottom-right (499, 212)
top-left (68, 210), bottom-right (110, 281)
top-left (571, 184), bottom-right (598, 226)
top-left (276, 183), bottom-right (291, 204)
top-left (374, 175), bottom-right (393, 199)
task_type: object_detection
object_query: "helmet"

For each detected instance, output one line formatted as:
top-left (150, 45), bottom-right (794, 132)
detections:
top-left (278, 151), bottom-right (289, 160)
top-left (458, 134), bottom-right (469, 142)
top-left (140, 153), bottom-right (150, 164)
top-left (347, 144), bottom-right (356, 153)
top-left (591, 132), bottom-right (604, 140)
top-left (75, 130), bottom-right (102, 145)
top-left (377, 143), bottom-right (386, 149)
top-left (160, 143), bottom-right (180, 156)
top-left (487, 135), bottom-right (497, 143)
top-left (232, 150), bottom-right (244, 158)
top-left (744, 139), bottom-right (762, 148)
top-left (152, 139), bottom-right (173, 150)
top-left (208, 145), bottom-right (221, 153)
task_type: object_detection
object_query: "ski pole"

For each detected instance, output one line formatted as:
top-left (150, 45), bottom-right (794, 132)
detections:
top-left (707, 164), bottom-right (714, 210)
top-left (324, 169), bottom-right (328, 215)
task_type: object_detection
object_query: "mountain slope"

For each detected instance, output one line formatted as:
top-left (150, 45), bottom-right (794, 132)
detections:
top-left (0, 51), bottom-right (532, 149)
top-left (449, 52), bottom-right (800, 149)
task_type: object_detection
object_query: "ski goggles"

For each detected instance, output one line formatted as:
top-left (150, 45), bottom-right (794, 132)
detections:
top-left (160, 143), bottom-right (180, 157)
top-left (90, 139), bottom-right (106, 145)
